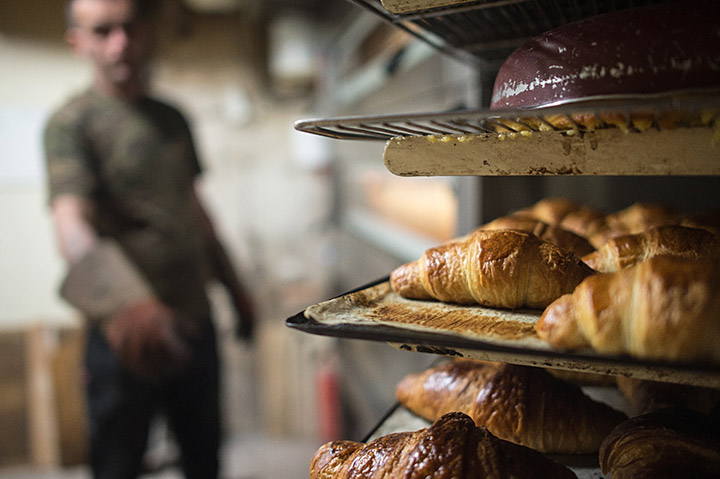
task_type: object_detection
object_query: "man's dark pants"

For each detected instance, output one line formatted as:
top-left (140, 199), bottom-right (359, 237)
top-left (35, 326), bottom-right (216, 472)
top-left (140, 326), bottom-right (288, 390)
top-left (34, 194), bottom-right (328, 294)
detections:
top-left (84, 320), bottom-right (220, 479)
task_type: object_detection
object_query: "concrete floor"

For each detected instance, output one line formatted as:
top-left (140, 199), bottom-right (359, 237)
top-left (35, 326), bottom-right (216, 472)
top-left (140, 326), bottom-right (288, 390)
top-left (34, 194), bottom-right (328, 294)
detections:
top-left (0, 433), bottom-right (321, 479)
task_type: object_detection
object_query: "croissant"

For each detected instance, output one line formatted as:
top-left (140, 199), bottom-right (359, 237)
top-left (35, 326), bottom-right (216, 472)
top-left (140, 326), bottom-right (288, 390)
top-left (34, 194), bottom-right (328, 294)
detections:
top-left (390, 229), bottom-right (595, 309)
top-left (605, 202), bottom-right (685, 235)
top-left (599, 408), bottom-right (720, 479)
top-left (536, 255), bottom-right (720, 364)
top-left (573, 202), bottom-right (684, 248)
top-left (515, 197), bottom-right (596, 227)
top-left (515, 198), bottom-right (609, 246)
top-left (582, 225), bottom-right (720, 272)
top-left (517, 198), bottom-right (696, 248)
top-left (310, 412), bottom-right (577, 479)
top-left (395, 360), bottom-right (626, 454)
top-left (479, 215), bottom-right (595, 257)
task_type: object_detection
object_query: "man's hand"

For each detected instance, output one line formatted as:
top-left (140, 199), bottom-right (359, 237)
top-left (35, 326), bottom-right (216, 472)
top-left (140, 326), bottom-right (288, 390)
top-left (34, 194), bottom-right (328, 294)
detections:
top-left (104, 298), bottom-right (191, 382)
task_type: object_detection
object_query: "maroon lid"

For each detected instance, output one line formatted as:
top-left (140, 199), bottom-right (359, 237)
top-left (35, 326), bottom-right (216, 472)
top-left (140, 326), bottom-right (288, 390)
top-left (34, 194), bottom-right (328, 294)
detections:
top-left (490, 2), bottom-right (720, 110)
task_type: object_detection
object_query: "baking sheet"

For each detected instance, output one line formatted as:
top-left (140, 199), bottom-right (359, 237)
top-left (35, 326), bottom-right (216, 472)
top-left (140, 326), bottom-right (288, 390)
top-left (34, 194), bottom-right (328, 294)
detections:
top-left (286, 279), bottom-right (720, 388)
top-left (294, 90), bottom-right (720, 141)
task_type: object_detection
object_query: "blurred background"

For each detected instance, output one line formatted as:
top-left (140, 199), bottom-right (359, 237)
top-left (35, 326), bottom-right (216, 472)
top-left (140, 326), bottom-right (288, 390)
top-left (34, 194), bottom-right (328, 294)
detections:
top-left (0, 0), bottom-right (473, 477)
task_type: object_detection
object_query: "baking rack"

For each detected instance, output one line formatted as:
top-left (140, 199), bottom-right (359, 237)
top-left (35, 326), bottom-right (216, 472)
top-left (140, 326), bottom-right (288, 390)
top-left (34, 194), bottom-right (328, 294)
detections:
top-left (294, 90), bottom-right (720, 141)
top-left (349, 0), bottom-right (677, 63)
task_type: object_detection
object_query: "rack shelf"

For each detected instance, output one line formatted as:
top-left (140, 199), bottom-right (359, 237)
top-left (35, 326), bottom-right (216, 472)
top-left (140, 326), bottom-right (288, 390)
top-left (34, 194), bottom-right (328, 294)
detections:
top-left (291, 3), bottom-right (720, 470)
top-left (287, 279), bottom-right (720, 389)
top-left (295, 90), bottom-right (720, 176)
top-left (349, 0), bottom-right (675, 64)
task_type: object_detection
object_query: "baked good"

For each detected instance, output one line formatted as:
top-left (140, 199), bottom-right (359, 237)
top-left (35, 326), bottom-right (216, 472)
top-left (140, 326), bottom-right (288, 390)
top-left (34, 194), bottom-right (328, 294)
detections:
top-left (582, 225), bottom-right (720, 272)
top-left (536, 255), bottom-right (720, 364)
top-left (395, 360), bottom-right (626, 454)
top-left (310, 412), bottom-right (577, 479)
top-left (591, 202), bottom-right (689, 245)
top-left (515, 197), bottom-right (590, 226)
top-left (599, 408), bottom-right (720, 479)
top-left (491, 2), bottom-right (720, 112)
top-left (478, 215), bottom-right (595, 257)
top-left (390, 229), bottom-right (594, 309)
top-left (515, 197), bottom-right (610, 247)
top-left (616, 376), bottom-right (720, 415)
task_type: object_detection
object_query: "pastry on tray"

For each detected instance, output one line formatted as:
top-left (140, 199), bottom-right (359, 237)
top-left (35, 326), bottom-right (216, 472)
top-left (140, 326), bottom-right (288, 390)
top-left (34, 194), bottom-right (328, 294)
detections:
top-left (395, 359), bottom-right (626, 454)
top-left (517, 198), bottom-right (714, 250)
top-left (537, 255), bottom-right (720, 364)
top-left (582, 225), bottom-right (720, 273)
top-left (477, 214), bottom-right (594, 257)
top-left (310, 412), bottom-right (577, 479)
top-left (599, 407), bottom-right (720, 479)
top-left (389, 229), bottom-right (594, 309)
top-left (516, 198), bottom-right (609, 247)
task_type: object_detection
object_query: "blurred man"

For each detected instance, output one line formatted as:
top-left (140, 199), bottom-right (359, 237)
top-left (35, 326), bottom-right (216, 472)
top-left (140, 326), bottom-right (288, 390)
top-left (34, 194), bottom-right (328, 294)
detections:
top-left (44, 0), bottom-right (255, 477)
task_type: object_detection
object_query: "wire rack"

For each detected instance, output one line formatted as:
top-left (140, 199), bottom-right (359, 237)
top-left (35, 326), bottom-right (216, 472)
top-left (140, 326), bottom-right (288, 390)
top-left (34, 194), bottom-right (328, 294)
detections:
top-left (294, 90), bottom-right (720, 141)
top-left (350, 0), bottom-right (677, 63)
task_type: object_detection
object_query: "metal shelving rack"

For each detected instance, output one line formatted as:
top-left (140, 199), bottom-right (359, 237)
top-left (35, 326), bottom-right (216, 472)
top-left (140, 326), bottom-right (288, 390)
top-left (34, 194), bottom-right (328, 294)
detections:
top-left (348, 0), bottom-right (675, 64)
top-left (290, 3), bottom-right (720, 475)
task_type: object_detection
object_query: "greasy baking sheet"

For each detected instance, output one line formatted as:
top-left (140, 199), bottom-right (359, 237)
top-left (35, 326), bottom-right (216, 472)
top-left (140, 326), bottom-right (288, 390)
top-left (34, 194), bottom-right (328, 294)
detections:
top-left (286, 279), bottom-right (720, 388)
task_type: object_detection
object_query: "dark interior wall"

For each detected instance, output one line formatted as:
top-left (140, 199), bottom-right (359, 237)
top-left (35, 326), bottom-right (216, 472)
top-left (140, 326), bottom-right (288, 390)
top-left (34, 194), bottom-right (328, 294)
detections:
top-left (478, 176), bottom-right (720, 224)
top-left (0, 0), bottom-right (67, 42)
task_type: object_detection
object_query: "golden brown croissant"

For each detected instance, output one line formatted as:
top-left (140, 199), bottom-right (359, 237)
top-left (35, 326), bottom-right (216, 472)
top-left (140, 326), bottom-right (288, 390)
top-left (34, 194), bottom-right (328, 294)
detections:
top-left (605, 202), bottom-right (685, 235)
top-left (479, 215), bottom-right (595, 257)
top-left (582, 225), bottom-right (720, 272)
top-left (517, 199), bottom-right (694, 249)
top-left (515, 197), bottom-right (594, 227)
top-left (515, 198), bottom-right (608, 245)
top-left (585, 202), bottom-right (688, 248)
top-left (390, 229), bottom-right (595, 309)
top-left (599, 408), bottom-right (720, 479)
top-left (536, 255), bottom-right (720, 364)
top-left (310, 412), bottom-right (577, 479)
top-left (395, 360), bottom-right (626, 454)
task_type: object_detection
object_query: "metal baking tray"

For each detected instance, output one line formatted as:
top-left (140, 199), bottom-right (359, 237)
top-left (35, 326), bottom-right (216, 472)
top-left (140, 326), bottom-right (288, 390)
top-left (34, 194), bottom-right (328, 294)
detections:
top-left (294, 90), bottom-right (720, 141)
top-left (350, 0), bottom-right (676, 63)
top-left (286, 278), bottom-right (720, 388)
top-left (294, 91), bottom-right (720, 176)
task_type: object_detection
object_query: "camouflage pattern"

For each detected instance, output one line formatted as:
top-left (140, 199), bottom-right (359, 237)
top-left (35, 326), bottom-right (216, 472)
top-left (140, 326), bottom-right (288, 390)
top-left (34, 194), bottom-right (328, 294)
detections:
top-left (44, 89), bottom-right (212, 320)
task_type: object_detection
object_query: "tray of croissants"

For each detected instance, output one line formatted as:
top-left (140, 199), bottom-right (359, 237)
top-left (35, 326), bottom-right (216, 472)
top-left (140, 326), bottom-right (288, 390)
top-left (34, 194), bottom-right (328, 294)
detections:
top-left (309, 358), bottom-right (720, 478)
top-left (286, 197), bottom-right (720, 388)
